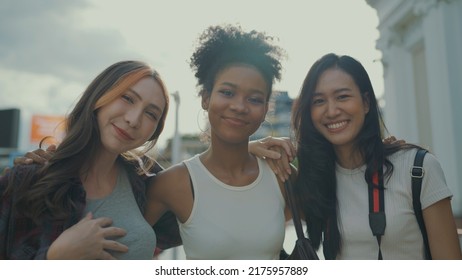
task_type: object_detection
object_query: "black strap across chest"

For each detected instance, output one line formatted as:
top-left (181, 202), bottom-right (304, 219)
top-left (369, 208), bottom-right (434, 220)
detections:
top-left (368, 149), bottom-right (430, 260)
top-left (411, 149), bottom-right (431, 259)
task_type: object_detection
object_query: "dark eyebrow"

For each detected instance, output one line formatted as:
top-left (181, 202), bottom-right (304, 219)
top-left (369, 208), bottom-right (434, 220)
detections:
top-left (219, 82), bottom-right (267, 96)
top-left (127, 89), bottom-right (163, 112)
top-left (219, 82), bottom-right (237, 89)
top-left (333, 87), bottom-right (351, 94)
top-left (313, 88), bottom-right (351, 96)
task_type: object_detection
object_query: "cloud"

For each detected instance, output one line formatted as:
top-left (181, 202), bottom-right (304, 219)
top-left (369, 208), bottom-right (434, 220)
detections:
top-left (0, 0), bottom-right (137, 83)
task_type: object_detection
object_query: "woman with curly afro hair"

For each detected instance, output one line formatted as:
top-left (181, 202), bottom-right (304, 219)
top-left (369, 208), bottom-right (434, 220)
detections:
top-left (145, 24), bottom-right (295, 259)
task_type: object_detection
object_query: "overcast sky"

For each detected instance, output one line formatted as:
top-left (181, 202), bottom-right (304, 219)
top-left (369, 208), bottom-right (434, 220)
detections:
top-left (0, 0), bottom-right (383, 151)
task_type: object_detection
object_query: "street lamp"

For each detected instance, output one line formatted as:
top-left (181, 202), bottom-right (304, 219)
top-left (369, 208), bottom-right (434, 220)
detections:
top-left (170, 91), bottom-right (181, 260)
top-left (171, 91), bottom-right (181, 165)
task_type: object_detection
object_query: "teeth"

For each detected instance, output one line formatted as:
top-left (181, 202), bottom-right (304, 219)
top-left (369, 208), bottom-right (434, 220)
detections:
top-left (327, 121), bottom-right (347, 129)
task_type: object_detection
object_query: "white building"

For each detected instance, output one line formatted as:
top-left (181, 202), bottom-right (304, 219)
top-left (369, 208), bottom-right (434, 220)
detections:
top-left (367, 0), bottom-right (462, 217)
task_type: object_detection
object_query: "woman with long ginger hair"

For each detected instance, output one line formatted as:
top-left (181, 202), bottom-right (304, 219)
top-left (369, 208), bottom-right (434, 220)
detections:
top-left (0, 60), bottom-right (180, 259)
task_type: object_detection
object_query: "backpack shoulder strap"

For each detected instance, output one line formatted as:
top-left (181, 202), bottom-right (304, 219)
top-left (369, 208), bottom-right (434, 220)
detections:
top-left (411, 148), bottom-right (432, 259)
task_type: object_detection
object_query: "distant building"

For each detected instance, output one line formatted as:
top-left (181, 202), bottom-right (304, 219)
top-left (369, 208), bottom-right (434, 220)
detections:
top-left (367, 0), bottom-right (462, 217)
top-left (156, 134), bottom-right (208, 168)
top-left (252, 90), bottom-right (293, 140)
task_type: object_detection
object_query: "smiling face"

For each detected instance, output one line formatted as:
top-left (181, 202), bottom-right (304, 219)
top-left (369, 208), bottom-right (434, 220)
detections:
top-left (202, 64), bottom-right (269, 144)
top-left (97, 77), bottom-right (166, 155)
top-left (310, 68), bottom-right (370, 154)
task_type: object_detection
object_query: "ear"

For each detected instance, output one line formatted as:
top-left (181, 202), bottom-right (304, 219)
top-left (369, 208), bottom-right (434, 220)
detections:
top-left (363, 92), bottom-right (370, 114)
top-left (201, 93), bottom-right (210, 111)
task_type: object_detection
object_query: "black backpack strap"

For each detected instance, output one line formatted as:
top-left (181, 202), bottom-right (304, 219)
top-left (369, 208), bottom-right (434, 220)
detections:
top-left (411, 148), bottom-right (432, 259)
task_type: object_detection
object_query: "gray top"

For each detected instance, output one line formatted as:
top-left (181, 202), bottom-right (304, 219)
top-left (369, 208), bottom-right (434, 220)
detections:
top-left (85, 167), bottom-right (156, 260)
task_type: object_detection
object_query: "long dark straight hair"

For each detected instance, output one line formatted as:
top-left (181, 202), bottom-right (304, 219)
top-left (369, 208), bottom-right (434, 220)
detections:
top-left (292, 53), bottom-right (400, 259)
top-left (7, 61), bottom-right (169, 223)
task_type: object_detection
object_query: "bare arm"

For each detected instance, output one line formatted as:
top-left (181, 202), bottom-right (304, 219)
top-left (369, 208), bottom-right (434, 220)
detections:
top-left (423, 198), bottom-right (462, 259)
top-left (145, 176), bottom-right (170, 227)
top-left (145, 164), bottom-right (193, 226)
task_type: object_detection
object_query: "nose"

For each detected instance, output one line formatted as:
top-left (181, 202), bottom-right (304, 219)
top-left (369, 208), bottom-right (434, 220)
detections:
top-left (229, 96), bottom-right (248, 113)
top-left (326, 99), bottom-right (340, 118)
top-left (125, 108), bottom-right (142, 128)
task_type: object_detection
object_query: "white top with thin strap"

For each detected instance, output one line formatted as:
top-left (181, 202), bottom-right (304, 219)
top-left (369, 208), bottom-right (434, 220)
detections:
top-left (179, 154), bottom-right (286, 260)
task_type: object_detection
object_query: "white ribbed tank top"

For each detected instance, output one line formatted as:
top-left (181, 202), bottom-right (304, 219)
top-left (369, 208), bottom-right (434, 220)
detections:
top-left (179, 154), bottom-right (286, 259)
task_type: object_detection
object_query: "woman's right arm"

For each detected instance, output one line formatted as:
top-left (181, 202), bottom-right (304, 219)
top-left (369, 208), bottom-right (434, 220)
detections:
top-left (1, 169), bottom-right (127, 260)
top-left (47, 212), bottom-right (129, 260)
top-left (423, 198), bottom-right (462, 259)
top-left (420, 152), bottom-right (462, 259)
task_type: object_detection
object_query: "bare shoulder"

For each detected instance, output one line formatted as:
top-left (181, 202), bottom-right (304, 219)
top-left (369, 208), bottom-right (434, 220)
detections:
top-left (150, 162), bottom-right (194, 223)
top-left (152, 163), bottom-right (189, 190)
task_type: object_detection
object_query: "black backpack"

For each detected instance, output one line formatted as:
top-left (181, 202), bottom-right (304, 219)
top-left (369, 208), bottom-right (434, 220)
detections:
top-left (368, 148), bottom-right (431, 259)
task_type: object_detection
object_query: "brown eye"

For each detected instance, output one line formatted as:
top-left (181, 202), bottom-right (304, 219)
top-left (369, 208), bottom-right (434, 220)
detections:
top-left (122, 95), bottom-right (134, 104)
top-left (145, 111), bottom-right (158, 120)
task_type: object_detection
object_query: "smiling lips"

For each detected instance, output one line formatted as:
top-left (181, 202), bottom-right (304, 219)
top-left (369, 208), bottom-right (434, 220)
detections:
top-left (223, 116), bottom-right (248, 127)
top-left (326, 120), bottom-right (348, 131)
top-left (112, 124), bottom-right (134, 140)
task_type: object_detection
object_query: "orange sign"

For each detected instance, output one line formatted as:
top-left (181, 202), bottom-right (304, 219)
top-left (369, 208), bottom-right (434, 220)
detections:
top-left (30, 115), bottom-right (66, 144)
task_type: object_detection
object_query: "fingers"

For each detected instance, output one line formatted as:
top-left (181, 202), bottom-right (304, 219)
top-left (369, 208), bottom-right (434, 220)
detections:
top-left (99, 250), bottom-right (117, 260)
top-left (13, 156), bottom-right (33, 166)
top-left (263, 136), bottom-right (295, 162)
top-left (279, 149), bottom-right (292, 176)
top-left (267, 158), bottom-right (289, 182)
top-left (81, 212), bottom-right (93, 220)
top-left (1, 166), bottom-right (11, 176)
top-left (382, 136), bottom-right (393, 145)
top-left (102, 226), bottom-right (127, 239)
top-left (34, 148), bottom-right (53, 161)
top-left (80, 214), bottom-right (126, 238)
top-left (102, 240), bottom-right (129, 254)
top-left (277, 138), bottom-right (296, 162)
top-left (15, 149), bottom-right (49, 165)
top-left (93, 216), bottom-right (114, 228)
top-left (260, 149), bottom-right (282, 160)
top-left (46, 144), bottom-right (57, 153)
top-left (382, 136), bottom-right (405, 145)
top-left (267, 159), bottom-right (280, 175)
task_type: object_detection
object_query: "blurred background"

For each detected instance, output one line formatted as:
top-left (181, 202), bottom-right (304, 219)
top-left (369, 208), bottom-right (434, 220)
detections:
top-left (1, 0), bottom-right (461, 258)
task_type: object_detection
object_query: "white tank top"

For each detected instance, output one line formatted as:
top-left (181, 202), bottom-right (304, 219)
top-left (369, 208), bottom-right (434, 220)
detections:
top-left (180, 154), bottom-right (286, 260)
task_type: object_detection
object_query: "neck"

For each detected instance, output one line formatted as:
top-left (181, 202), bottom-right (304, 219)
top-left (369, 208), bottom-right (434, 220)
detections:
top-left (203, 140), bottom-right (252, 169)
top-left (334, 145), bottom-right (364, 169)
top-left (200, 138), bottom-right (258, 186)
top-left (81, 150), bottom-right (120, 199)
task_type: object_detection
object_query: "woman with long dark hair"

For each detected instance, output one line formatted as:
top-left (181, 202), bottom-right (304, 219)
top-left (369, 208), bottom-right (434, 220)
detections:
top-left (291, 53), bottom-right (460, 259)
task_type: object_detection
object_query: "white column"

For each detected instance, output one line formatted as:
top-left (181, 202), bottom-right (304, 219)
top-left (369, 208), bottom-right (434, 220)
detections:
top-left (421, 2), bottom-right (461, 215)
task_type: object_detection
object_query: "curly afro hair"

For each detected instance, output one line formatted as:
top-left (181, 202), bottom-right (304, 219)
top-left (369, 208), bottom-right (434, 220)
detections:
top-left (189, 24), bottom-right (285, 98)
